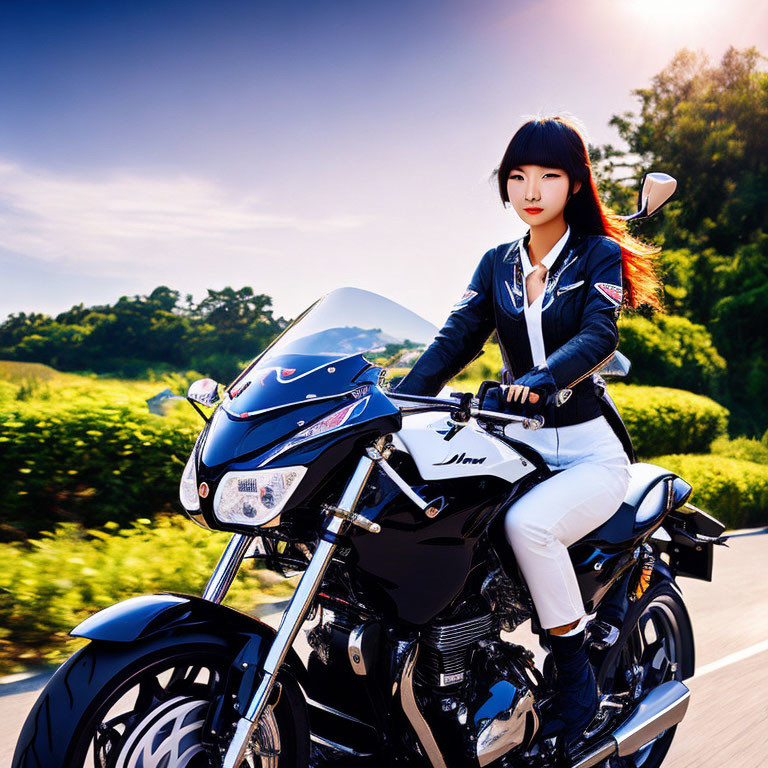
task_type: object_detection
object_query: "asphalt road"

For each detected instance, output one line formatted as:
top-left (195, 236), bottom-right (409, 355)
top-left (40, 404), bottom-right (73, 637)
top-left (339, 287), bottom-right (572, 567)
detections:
top-left (2, 532), bottom-right (766, 767)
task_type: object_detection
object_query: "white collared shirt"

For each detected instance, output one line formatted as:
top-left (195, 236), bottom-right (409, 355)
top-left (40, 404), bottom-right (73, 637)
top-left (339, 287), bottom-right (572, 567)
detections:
top-left (519, 225), bottom-right (571, 367)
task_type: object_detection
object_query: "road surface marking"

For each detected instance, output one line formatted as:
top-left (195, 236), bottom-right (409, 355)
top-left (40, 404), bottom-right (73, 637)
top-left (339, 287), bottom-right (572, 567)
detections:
top-left (694, 638), bottom-right (768, 679)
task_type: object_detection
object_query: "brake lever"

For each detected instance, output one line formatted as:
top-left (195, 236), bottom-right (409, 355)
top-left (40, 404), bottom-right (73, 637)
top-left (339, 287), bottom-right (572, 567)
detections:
top-left (472, 407), bottom-right (544, 430)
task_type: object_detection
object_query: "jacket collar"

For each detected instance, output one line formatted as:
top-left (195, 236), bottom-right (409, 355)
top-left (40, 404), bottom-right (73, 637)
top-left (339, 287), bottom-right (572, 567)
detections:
top-left (519, 226), bottom-right (571, 277)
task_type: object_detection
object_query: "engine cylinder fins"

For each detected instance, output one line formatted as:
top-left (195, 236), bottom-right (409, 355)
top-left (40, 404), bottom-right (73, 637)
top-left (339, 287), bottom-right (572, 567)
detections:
top-left (418, 612), bottom-right (494, 687)
top-left (423, 613), bottom-right (494, 649)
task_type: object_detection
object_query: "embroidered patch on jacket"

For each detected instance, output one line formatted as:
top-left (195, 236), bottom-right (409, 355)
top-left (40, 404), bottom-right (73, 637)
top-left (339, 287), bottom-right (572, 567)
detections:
top-left (594, 282), bottom-right (622, 305)
top-left (452, 288), bottom-right (478, 311)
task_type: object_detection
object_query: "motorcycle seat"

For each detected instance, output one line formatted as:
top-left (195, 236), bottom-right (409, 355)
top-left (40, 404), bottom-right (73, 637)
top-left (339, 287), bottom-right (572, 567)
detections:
top-left (581, 463), bottom-right (677, 546)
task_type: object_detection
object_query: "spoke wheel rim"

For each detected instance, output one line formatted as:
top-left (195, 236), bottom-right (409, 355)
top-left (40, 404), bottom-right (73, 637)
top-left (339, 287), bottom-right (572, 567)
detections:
top-left (77, 651), bottom-right (281, 768)
top-left (612, 595), bottom-right (686, 768)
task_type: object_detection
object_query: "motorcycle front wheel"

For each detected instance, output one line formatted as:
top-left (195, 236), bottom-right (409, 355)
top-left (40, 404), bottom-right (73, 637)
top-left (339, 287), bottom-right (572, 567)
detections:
top-left (12, 633), bottom-right (309, 768)
top-left (597, 578), bottom-right (695, 768)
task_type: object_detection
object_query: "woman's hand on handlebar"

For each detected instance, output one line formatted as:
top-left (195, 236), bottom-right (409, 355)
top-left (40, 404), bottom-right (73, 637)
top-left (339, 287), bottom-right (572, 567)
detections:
top-left (479, 384), bottom-right (543, 416)
top-left (502, 384), bottom-right (539, 405)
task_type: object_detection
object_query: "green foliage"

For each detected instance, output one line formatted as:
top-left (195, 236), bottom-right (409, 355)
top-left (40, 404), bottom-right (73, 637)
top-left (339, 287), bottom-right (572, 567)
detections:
top-left (609, 47), bottom-right (768, 257)
top-left (618, 313), bottom-right (726, 398)
top-left (651, 453), bottom-right (768, 529)
top-left (451, 343), bottom-right (504, 389)
top-left (609, 384), bottom-right (728, 457)
top-left (0, 518), bottom-right (295, 673)
top-left (0, 364), bottom-right (202, 540)
top-left (447, 351), bottom-right (729, 460)
top-left (601, 46), bottom-right (768, 435)
top-left (710, 435), bottom-right (768, 464)
top-left (0, 285), bottom-right (288, 383)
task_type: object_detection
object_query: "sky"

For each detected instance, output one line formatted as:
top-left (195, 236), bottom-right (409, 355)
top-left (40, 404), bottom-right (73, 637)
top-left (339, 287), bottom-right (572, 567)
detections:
top-left (1, 0), bottom-right (767, 326)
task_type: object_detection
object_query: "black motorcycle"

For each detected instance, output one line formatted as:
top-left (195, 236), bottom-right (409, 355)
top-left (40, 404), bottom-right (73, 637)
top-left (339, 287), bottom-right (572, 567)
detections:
top-left (13, 174), bottom-right (727, 768)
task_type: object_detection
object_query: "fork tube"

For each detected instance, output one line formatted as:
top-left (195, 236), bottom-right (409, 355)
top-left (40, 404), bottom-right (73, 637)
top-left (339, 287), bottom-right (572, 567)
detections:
top-left (202, 533), bottom-right (255, 604)
top-left (222, 453), bottom-right (376, 768)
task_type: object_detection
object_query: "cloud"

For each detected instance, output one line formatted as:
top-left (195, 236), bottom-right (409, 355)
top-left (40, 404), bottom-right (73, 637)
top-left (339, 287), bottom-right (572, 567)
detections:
top-left (0, 159), bottom-right (365, 273)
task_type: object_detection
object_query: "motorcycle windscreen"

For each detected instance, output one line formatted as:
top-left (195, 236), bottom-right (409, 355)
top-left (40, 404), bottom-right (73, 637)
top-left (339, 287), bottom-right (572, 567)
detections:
top-left (222, 287), bottom-right (439, 417)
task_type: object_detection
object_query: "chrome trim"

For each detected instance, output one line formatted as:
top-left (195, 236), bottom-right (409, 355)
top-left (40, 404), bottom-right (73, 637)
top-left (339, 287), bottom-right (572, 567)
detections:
top-left (476, 689), bottom-right (538, 767)
top-left (400, 645), bottom-right (448, 768)
top-left (571, 741), bottom-right (616, 768)
top-left (348, 624), bottom-right (376, 676)
top-left (252, 705), bottom-right (280, 767)
top-left (305, 697), bottom-right (374, 728)
top-left (614, 680), bottom-right (690, 755)
top-left (114, 696), bottom-right (208, 768)
top-left (366, 446), bottom-right (428, 510)
top-left (187, 378), bottom-right (221, 407)
top-left (222, 454), bottom-right (377, 768)
top-left (570, 680), bottom-right (690, 768)
top-left (309, 733), bottom-right (374, 758)
top-left (202, 533), bottom-right (255, 603)
top-left (470, 408), bottom-right (543, 429)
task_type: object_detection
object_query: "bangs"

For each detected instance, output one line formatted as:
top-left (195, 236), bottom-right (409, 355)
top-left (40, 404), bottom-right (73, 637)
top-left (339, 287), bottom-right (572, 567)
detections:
top-left (497, 118), bottom-right (589, 203)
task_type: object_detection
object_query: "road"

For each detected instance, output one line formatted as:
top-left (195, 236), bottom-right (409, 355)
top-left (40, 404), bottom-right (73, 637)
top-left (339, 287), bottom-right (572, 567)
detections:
top-left (1, 532), bottom-right (766, 767)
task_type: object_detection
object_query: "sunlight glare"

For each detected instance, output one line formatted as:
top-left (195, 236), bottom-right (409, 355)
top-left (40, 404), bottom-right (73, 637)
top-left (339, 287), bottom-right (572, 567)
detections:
top-left (624, 0), bottom-right (722, 24)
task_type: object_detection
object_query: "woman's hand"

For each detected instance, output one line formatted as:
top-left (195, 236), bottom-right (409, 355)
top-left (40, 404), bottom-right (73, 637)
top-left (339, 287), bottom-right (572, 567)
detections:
top-left (502, 384), bottom-right (540, 404)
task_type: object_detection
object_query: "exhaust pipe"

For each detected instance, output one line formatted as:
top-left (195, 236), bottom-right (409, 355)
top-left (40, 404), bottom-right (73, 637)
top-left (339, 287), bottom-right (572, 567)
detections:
top-left (571, 680), bottom-right (691, 768)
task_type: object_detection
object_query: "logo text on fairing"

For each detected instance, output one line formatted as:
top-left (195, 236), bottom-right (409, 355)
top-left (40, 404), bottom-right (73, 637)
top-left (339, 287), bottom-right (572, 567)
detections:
top-left (434, 452), bottom-right (487, 466)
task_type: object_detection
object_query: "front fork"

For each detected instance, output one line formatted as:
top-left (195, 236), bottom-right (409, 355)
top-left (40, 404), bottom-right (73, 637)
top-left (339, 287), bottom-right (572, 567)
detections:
top-left (215, 450), bottom-right (379, 768)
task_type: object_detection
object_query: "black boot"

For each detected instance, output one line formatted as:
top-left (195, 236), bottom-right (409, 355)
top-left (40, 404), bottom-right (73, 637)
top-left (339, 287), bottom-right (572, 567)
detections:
top-left (541, 629), bottom-right (599, 750)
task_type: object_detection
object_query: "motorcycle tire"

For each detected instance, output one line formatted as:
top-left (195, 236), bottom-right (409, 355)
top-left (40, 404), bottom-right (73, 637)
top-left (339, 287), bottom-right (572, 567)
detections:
top-left (597, 578), bottom-right (695, 768)
top-left (12, 632), bottom-right (309, 768)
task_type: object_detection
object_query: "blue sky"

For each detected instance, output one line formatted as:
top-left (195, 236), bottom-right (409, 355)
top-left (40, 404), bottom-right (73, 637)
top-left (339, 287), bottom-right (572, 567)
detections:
top-left (2, 0), bottom-right (767, 325)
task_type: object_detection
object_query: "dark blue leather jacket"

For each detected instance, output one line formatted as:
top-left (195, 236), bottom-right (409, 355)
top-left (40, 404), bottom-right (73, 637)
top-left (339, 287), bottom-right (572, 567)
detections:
top-left (397, 230), bottom-right (625, 429)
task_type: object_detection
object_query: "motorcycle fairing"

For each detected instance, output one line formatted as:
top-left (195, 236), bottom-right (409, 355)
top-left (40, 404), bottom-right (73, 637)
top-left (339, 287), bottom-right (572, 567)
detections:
top-left (391, 411), bottom-right (535, 486)
top-left (348, 453), bottom-right (518, 625)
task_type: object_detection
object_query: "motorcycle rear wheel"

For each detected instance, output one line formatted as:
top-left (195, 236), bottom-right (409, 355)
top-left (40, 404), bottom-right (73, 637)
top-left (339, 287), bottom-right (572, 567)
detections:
top-left (597, 579), bottom-right (695, 768)
top-left (12, 633), bottom-right (309, 768)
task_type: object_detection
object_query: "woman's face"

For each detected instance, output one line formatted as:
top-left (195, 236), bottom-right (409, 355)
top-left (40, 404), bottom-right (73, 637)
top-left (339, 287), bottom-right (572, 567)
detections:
top-left (506, 164), bottom-right (580, 228)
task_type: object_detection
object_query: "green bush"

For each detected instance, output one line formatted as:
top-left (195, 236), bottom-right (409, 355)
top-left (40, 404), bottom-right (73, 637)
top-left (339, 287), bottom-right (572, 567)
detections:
top-left (451, 343), bottom-right (504, 390)
top-left (618, 313), bottom-right (727, 399)
top-left (0, 366), bottom-right (201, 540)
top-left (609, 384), bottom-right (728, 457)
top-left (0, 517), bottom-right (294, 673)
top-left (710, 435), bottom-right (768, 464)
top-left (651, 454), bottom-right (768, 529)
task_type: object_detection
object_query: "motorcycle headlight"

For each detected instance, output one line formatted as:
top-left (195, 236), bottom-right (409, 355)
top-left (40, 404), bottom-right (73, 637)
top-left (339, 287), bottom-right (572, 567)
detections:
top-left (213, 466), bottom-right (307, 527)
top-left (179, 450), bottom-right (200, 512)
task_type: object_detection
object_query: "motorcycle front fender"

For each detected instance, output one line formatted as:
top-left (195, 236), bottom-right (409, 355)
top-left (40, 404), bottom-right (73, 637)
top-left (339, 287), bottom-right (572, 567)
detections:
top-left (71, 592), bottom-right (308, 688)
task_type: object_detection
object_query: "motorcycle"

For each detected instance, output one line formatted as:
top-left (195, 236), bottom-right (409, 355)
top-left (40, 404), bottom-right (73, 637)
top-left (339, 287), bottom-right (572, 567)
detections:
top-left (13, 173), bottom-right (727, 768)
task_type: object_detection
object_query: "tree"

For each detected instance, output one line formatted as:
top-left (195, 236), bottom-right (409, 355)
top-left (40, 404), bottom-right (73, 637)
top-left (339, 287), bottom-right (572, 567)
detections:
top-left (599, 46), bottom-right (768, 434)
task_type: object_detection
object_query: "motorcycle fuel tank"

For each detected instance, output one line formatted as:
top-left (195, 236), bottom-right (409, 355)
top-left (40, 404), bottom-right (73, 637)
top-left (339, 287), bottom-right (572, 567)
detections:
top-left (391, 411), bottom-right (535, 485)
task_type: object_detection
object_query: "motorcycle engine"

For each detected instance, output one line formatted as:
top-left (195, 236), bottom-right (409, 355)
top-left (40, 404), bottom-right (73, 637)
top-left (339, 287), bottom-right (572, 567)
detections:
top-left (416, 597), bottom-right (546, 767)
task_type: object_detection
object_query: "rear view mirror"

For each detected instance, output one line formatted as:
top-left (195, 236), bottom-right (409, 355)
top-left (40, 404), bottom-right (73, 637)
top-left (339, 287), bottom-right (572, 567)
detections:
top-left (598, 350), bottom-right (631, 378)
top-left (624, 172), bottom-right (677, 222)
top-left (639, 172), bottom-right (677, 217)
top-left (187, 378), bottom-right (221, 408)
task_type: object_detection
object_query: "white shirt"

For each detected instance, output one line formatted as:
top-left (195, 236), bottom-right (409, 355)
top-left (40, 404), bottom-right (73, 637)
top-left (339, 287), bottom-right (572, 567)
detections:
top-left (519, 226), bottom-right (571, 367)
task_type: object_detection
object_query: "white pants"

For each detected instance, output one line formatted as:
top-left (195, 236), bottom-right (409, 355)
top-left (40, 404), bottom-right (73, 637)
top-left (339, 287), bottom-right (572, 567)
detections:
top-left (503, 415), bottom-right (631, 630)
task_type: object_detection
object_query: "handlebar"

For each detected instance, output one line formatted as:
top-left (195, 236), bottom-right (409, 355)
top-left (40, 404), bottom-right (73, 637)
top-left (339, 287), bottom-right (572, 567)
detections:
top-left (387, 391), bottom-right (545, 430)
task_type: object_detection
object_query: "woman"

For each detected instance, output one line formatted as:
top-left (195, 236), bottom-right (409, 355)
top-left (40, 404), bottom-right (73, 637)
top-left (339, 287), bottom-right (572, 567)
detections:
top-left (397, 116), bottom-right (662, 750)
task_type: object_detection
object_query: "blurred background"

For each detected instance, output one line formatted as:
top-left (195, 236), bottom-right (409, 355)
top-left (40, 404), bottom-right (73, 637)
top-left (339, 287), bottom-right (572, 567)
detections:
top-left (0, 1), bottom-right (767, 763)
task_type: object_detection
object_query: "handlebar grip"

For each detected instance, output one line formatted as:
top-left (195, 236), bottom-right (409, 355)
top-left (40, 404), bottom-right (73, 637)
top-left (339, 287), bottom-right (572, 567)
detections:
top-left (477, 380), bottom-right (501, 407)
